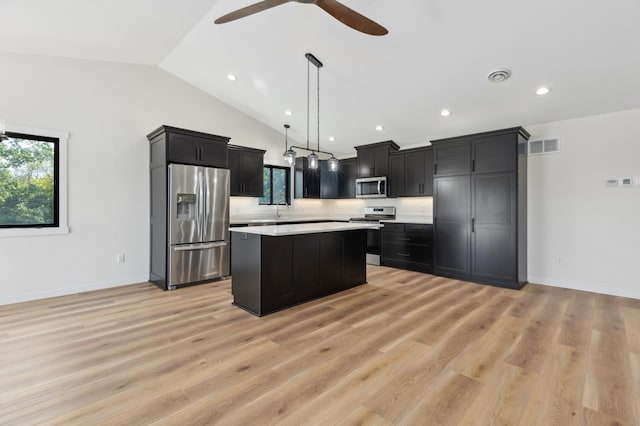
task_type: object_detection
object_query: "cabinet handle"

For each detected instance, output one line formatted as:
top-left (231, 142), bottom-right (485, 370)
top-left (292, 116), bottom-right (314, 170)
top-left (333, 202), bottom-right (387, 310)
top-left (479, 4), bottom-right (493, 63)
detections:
top-left (398, 238), bottom-right (410, 241)
top-left (472, 159), bottom-right (475, 173)
top-left (433, 163), bottom-right (437, 175)
top-left (472, 218), bottom-right (475, 233)
top-left (398, 253), bottom-right (410, 257)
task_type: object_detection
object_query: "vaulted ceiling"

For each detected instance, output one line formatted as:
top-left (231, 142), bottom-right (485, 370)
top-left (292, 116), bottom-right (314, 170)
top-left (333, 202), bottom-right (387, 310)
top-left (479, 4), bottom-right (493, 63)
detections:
top-left (2, 0), bottom-right (640, 155)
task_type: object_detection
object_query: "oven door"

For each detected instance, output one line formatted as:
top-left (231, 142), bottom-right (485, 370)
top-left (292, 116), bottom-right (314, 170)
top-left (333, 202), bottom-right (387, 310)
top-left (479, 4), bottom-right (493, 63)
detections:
top-left (356, 177), bottom-right (387, 198)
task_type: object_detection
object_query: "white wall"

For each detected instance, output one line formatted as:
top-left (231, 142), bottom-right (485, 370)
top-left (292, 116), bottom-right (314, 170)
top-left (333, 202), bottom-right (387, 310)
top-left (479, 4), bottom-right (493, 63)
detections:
top-left (2, 51), bottom-right (639, 303)
top-left (527, 108), bottom-right (640, 299)
top-left (0, 52), bottom-right (288, 304)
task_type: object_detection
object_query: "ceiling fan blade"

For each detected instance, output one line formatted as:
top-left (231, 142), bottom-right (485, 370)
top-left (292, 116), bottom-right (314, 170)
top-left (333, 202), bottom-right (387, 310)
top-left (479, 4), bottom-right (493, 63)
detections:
top-left (215, 0), bottom-right (291, 24)
top-left (314, 0), bottom-right (388, 36)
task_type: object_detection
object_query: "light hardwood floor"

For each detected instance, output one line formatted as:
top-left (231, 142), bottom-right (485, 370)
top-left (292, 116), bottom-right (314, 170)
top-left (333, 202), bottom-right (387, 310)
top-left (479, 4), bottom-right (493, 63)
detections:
top-left (1, 265), bottom-right (639, 425)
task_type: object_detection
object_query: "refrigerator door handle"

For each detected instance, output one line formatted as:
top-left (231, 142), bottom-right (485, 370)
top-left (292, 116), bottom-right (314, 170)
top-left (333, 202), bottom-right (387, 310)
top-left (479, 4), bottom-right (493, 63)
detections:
top-left (174, 242), bottom-right (227, 251)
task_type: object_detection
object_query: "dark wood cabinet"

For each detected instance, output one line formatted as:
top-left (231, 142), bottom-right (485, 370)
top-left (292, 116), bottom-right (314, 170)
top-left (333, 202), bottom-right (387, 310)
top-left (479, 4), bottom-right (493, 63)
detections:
top-left (388, 147), bottom-right (433, 197)
top-left (148, 125), bottom-right (229, 168)
top-left (431, 127), bottom-right (529, 289)
top-left (381, 222), bottom-right (433, 273)
top-left (231, 229), bottom-right (366, 316)
top-left (355, 141), bottom-right (399, 178)
top-left (147, 125), bottom-right (229, 290)
top-left (228, 145), bottom-right (265, 197)
top-left (433, 175), bottom-right (471, 277)
top-left (433, 138), bottom-right (470, 177)
top-left (388, 154), bottom-right (405, 197)
top-left (320, 161), bottom-right (339, 199)
top-left (295, 158), bottom-right (340, 199)
top-left (338, 158), bottom-right (357, 198)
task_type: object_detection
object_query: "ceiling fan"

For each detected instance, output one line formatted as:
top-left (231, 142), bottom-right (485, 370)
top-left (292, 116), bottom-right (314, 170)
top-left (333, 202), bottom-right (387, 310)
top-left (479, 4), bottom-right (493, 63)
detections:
top-left (214, 0), bottom-right (388, 36)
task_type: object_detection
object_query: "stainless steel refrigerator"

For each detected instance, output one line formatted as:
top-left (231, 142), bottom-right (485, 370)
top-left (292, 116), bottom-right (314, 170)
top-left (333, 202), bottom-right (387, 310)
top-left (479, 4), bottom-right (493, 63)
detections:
top-left (166, 163), bottom-right (230, 289)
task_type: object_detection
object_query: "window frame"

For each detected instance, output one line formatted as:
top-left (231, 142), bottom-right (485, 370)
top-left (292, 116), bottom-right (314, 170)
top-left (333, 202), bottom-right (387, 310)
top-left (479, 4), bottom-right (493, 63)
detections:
top-left (259, 164), bottom-right (291, 206)
top-left (0, 124), bottom-right (69, 237)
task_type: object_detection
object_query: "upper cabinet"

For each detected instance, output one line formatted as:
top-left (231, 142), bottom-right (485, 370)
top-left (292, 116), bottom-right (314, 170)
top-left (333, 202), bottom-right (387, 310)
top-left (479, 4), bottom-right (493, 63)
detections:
top-left (388, 147), bottom-right (434, 197)
top-left (147, 125), bottom-right (229, 169)
top-left (433, 131), bottom-right (520, 177)
top-left (295, 158), bottom-right (344, 199)
top-left (355, 141), bottom-right (399, 178)
top-left (228, 145), bottom-right (266, 197)
top-left (338, 158), bottom-right (357, 199)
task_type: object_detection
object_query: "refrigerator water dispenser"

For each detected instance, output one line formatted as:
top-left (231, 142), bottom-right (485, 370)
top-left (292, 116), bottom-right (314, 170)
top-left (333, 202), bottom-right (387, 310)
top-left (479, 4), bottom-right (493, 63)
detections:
top-left (176, 193), bottom-right (196, 220)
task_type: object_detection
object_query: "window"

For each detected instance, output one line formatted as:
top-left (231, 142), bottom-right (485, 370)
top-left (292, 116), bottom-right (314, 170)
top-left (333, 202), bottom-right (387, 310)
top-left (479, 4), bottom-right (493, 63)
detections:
top-left (259, 165), bottom-right (290, 205)
top-left (0, 125), bottom-right (68, 236)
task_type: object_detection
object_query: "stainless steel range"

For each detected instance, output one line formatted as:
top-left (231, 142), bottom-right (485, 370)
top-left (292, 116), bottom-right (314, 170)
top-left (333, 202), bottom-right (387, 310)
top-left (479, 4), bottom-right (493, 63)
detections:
top-left (349, 207), bottom-right (396, 265)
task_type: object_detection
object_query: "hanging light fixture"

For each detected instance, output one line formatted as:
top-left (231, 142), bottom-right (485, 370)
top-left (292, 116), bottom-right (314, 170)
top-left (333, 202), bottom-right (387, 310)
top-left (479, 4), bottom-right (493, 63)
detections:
top-left (282, 124), bottom-right (296, 165)
top-left (285, 53), bottom-right (338, 172)
top-left (0, 118), bottom-right (9, 141)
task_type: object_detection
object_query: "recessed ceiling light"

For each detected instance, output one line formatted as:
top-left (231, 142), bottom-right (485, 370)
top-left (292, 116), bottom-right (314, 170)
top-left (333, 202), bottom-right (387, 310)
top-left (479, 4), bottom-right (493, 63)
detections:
top-left (375, 125), bottom-right (384, 131)
top-left (328, 136), bottom-right (335, 142)
top-left (487, 68), bottom-right (512, 83)
top-left (227, 74), bottom-right (237, 81)
top-left (536, 87), bottom-right (551, 96)
top-left (441, 109), bottom-right (451, 117)
top-left (285, 110), bottom-right (293, 116)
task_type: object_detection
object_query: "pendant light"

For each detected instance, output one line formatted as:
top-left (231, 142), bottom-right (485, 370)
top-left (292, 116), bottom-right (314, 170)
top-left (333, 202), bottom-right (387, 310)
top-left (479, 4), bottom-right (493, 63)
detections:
top-left (0, 118), bottom-right (9, 141)
top-left (282, 124), bottom-right (296, 165)
top-left (284, 53), bottom-right (338, 172)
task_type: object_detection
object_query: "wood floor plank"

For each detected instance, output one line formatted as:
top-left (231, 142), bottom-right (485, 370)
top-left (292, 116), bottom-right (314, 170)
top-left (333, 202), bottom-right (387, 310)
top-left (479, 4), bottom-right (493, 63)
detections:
top-left (519, 342), bottom-right (588, 425)
top-left (0, 266), bottom-right (638, 424)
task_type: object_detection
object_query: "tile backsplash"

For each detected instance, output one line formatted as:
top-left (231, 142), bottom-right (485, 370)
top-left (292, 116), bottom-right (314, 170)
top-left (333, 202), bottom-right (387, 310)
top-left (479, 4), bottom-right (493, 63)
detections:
top-left (230, 196), bottom-right (433, 219)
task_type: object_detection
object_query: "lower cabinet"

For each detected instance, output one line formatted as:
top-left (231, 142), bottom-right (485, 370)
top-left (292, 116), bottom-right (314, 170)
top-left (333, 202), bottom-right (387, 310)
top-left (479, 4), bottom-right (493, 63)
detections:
top-left (231, 230), bottom-right (366, 316)
top-left (381, 223), bottom-right (433, 273)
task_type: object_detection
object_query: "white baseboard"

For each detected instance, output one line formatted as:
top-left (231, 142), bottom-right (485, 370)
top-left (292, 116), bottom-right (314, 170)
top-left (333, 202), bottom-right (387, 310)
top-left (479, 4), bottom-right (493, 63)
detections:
top-left (528, 275), bottom-right (640, 300)
top-left (0, 275), bottom-right (150, 306)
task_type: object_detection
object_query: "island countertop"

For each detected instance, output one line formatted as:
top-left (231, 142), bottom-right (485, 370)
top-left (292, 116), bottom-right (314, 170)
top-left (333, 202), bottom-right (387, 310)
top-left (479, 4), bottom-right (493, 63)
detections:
top-left (229, 221), bottom-right (381, 237)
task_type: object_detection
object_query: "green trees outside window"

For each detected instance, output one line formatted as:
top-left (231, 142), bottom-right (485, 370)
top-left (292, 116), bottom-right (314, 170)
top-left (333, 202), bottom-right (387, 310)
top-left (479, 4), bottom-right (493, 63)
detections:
top-left (0, 133), bottom-right (59, 227)
top-left (259, 165), bottom-right (290, 205)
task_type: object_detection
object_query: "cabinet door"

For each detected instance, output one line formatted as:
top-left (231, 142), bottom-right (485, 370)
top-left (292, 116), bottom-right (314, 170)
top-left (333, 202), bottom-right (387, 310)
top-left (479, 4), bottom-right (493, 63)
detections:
top-left (320, 160), bottom-right (338, 199)
top-left (423, 148), bottom-right (434, 196)
top-left (434, 176), bottom-right (471, 277)
top-left (167, 134), bottom-right (199, 164)
top-left (261, 237), bottom-right (296, 313)
top-left (357, 148), bottom-right (375, 178)
top-left (404, 151), bottom-right (425, 196)
top-left (320, 233), bottom-right (343, 293)
top-left (388, 154), bottom-right (405, 197)
top-left (471, 172), bottom-right (517, 284)
top-left (227, 149), bottom-right (242, 196)
top-left (373, 146), bottom-right (390, 176)
top-left (338, 158), bottom-right (357, 198)
top-left (304, 166), bottom-right (320, 198)
top-left (240, 151), bottom-right (264, 197)
top-left (343, 230), bottom-right (366, 289)
top-left (433, 139), bottom-right (470, 176)
top-left (293, 234), bottom-right (322, 300)
top-left (199, 140), bottom-right (228, 168)
top-left (472, 133), bottom-right (516, 173)
top-left (294, 157), bottom-right (320, 198)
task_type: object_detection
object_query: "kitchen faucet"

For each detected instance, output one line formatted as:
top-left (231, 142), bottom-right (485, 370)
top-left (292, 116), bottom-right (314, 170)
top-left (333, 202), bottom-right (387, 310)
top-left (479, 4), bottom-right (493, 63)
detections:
top-left (276, 201), bottom-right (289, 219)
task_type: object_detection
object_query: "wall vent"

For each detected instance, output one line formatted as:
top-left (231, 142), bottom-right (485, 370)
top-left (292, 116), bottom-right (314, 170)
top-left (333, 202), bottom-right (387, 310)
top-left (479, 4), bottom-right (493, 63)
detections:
top-left (529, 138), bottom-right (559, 155)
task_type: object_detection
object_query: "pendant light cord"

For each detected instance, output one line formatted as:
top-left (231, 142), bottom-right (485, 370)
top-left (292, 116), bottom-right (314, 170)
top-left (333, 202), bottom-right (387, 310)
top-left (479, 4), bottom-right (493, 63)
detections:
top-left (317, 62), bottom-right (320, 153)
top-left (306, 59), bottom-right (310, 151)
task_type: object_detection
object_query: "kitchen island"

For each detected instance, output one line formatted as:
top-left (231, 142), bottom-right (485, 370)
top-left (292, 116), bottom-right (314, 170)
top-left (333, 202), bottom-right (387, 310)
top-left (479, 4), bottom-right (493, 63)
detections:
top-left (230, 222), bottom-right (378, 316)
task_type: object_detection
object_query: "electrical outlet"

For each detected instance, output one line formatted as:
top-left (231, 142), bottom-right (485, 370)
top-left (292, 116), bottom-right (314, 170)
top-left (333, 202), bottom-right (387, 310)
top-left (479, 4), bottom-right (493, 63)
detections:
top-left (116, 253), bottom-right (126, 264)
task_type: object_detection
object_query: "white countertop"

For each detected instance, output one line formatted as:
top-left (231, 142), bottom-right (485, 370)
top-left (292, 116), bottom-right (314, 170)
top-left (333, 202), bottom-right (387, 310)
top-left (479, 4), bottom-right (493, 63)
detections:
top-left (229, 221), bottom-right (380, 236)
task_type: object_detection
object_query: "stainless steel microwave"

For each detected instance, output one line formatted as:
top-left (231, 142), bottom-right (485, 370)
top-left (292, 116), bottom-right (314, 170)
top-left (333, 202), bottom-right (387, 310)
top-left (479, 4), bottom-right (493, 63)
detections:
top-left (356, 176), bottom-right (387, 198)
